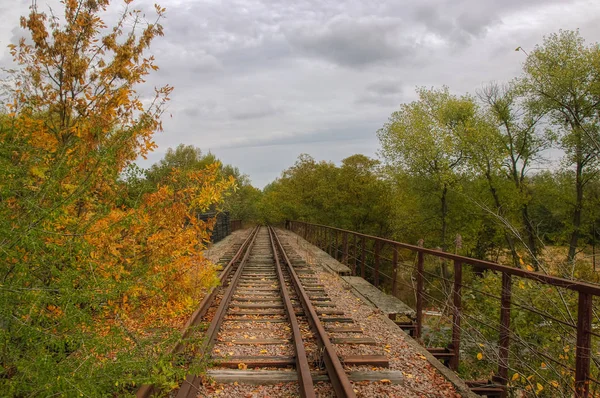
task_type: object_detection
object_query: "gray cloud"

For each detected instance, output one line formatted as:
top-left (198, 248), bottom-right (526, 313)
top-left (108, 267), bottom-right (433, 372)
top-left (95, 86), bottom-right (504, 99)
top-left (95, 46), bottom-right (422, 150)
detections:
top-left (366, 80), bottom-right (403, 96)
top-left (356, 80), bottom-right (403, 105)
top-left (285, 15), bottom-right (416, 68)
top-left (1, 0), bottom-right (600, 188)
top-left (213, 121), bottom-right (377, 150)
top-left (230, 96), bottom-right (282, 120)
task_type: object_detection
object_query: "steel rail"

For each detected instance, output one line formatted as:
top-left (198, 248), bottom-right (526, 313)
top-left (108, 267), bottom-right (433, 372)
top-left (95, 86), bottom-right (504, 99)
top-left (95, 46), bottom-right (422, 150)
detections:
top-left (175, 225), bottom-right (260, 349)
top-left (136, 226), bottom-right (259, 398)
top-left (176, 226), bottom-right (260, 398)
top-left (267, 227), bottom-right (316, 398)
top-left (269, 226), bottom-right (356, 398)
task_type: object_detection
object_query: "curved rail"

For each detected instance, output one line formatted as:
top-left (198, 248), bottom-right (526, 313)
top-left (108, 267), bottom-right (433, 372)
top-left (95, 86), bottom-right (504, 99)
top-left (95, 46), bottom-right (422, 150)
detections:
top-left (269, 226), bottom-right (356, 398)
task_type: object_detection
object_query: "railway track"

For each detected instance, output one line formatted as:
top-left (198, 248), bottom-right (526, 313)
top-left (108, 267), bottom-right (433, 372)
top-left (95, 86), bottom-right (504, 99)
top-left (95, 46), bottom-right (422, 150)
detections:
top-left (175, 226), bottom-right (399, 398)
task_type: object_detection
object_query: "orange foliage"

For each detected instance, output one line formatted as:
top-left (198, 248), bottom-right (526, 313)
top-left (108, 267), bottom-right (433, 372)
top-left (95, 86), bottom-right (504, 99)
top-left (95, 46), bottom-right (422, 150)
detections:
top-left (1, 1), bottom-right (234, 392)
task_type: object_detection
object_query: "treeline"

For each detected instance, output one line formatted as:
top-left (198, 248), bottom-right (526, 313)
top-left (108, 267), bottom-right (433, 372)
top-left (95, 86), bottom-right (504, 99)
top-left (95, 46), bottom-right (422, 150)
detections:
top-left (260, 30), bottom-right (600, 280)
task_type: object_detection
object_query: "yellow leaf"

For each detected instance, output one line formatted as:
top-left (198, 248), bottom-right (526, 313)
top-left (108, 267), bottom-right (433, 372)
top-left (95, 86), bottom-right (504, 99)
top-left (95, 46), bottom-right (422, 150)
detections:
top-left (541, 362), bottom-right (547, 369)
top-left (238, 362), bottom-right (247, 370)
top-left (380, 379), bottom-right (391, 384)
top-left (30, 166), bottom-right (47, 179)
top-left (536, 383), bottom-right (544, 393)
top-left (550, 380), bottom-right (559, 388)
top-left (512, 373), bottom-right (519, 381)
top-left (477, 352), bottom-right (483, 360)
top-left (259, 349), bottom-right (268, 354)
top-left (526, 264), bottom-right (534, 272)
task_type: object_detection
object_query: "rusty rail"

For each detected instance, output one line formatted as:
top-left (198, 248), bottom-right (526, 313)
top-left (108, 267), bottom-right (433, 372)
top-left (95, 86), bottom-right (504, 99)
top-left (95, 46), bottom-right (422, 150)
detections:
top-left (270, 226), bottom-right (357, 398)
top-left (136, 226), bottom-right (259, 398)
top-left (267, 226), bottom-right (315, 397)
top-left (176, 226), bottom-right (260, 397)
top-left (288, 220), bottom-right (600, 398)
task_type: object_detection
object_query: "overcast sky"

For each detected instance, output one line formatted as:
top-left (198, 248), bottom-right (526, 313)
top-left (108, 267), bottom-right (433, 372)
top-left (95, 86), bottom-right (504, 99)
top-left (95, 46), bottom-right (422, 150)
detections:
top-left (1, 0), bottom-right (600, 188)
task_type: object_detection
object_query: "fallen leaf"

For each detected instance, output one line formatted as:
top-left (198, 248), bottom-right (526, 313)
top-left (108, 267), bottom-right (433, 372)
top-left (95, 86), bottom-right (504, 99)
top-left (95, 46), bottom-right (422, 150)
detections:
top-left (380, 379), bottom-right (391, 384)
top-left (477, 352), bottom-right (483, 360)
top-left (238, 362), bottom-right (248, 370)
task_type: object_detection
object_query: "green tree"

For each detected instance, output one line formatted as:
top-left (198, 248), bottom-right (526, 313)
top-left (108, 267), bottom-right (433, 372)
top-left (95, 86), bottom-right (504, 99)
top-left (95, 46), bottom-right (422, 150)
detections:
top-left (378, 87), bottom-right (473, 277)
top-left (478, 83), bottom-right (548, 262)
top-left (520, 30), bottom-right (600, 262)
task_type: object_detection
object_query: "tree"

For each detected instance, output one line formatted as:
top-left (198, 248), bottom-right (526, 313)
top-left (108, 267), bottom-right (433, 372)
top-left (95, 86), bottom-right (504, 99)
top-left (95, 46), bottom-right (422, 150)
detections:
top-left (461, 82), bottom-right (549, 268)
top-left (519, 30), bottom-right (600, 262)
top-left (0, 1), bottom-right (233, 395)
top-left (378, 87), bottom-right (473, 277)
top-left (337, 154), bottom-right (392, 235)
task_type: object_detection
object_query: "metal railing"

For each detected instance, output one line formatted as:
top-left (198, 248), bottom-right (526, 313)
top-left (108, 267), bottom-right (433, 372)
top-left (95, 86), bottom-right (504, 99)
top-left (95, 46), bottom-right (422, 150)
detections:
top-left (230, 219), bottom-right (242, 232)
top-left (287, 220), bottom-right (600, 398)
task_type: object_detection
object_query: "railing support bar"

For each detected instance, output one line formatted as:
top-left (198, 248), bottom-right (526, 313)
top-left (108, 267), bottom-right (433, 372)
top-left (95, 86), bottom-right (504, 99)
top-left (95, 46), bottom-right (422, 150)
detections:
top-left (449, 260), bottom-right (462, 371)
top-left (575, 291), bottom-right (592, 397)
top-left (416, 250), bottom-right (424, 339)
top-left (497, 273), bottom-right (512, 398)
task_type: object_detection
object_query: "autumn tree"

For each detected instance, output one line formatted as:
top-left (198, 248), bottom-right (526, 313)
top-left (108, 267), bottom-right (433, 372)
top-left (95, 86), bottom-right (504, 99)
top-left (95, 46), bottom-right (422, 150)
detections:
top-left (0, 1), bottom-right (233, 395)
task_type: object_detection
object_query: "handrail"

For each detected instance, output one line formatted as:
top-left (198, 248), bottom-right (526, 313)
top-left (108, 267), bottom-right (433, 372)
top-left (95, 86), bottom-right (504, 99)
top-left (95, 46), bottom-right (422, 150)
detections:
top-left (289, 220), bottom-right (600, 295)
top-left (287, 220), bottom-right (598, 398)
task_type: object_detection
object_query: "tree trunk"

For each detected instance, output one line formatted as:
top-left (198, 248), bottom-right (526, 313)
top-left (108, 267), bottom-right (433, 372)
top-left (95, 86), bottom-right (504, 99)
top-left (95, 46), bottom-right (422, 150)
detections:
top-left (440, 184), bottom-right (449, 281)
top-left (568, 161), bottom-right (584, 263)
top-left (521, 203), bottom-right (538, 259)
top-left (487, 172), bottom-right (521, 268)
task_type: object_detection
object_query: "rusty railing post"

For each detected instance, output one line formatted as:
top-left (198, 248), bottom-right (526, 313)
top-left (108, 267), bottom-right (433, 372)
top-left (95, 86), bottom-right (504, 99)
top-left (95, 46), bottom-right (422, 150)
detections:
top-left (335, 230), bottom-right (339, 260)
top-left (361, 236), bottom-right (366, 279)
top-left (575, 291), bottom-right (592, 397)
top-left (320, 227), bottom-right (324, 249)
top-left (374, 240), bottom-right (381, 287)
top-left (330, 229), bottom-right (334, 257)
top-left (392, 244), bottom-right (398, 297)
top-left (352, 234), bottom-right (357, 275)
top-left (497, 273), bottom-right (512, 397)
top-left (449, 260), bottom-right (462, 371)
top-left (416, 250), bottom-right (424, 339)
top-left (343, 232), bottom-right (348, 265)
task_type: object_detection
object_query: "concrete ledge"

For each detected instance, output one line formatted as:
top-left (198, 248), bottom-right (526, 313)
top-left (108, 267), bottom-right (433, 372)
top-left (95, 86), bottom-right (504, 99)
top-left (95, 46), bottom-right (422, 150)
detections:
top-left (341, 275), bottom-right (415, 318)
